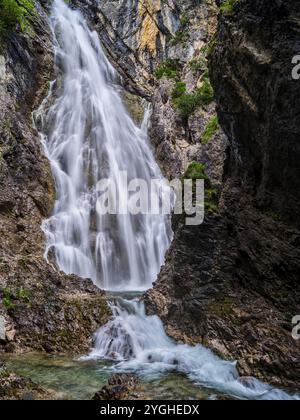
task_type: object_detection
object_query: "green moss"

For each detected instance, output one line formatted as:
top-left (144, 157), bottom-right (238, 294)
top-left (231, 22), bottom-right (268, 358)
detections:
top-left (2, 288), bottom-right (15, 310)
top-left (210, 296), bottom-right (235, 317)
top-left (201, 116), bottom-right (219, 144)
top-left (0, 0), bottom-right (35, 39)
top-left (154, 58), bottom-right (181, 80)
top-left (184, 161), bottom-right (208, 181)
top-left (219, 0), bottom-right (237, 14)
top-left (265, 210), bottom-right (283, 222)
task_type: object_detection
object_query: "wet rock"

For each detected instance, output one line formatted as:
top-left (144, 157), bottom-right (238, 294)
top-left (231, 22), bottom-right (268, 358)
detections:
top-left (92, 374), bottom-right (140, 401)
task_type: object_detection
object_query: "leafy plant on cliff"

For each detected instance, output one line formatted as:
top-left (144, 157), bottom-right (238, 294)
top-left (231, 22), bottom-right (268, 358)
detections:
top-left (171, 74), bottom-right (214, 120)
top-left (171, 81), bottom-right (187, 101)
top-left (184, 162), bottom-right (218, 214)
top-left (0, 0), bottom-right (34, 38)
top-left (17, 287), bottom-right (31, 307)
top-left (197, 73), bottom-right (214, 105)
top-left (201, 116), bottom-right (219, 144)
top-left (154, 58), bottom-right (181, 79)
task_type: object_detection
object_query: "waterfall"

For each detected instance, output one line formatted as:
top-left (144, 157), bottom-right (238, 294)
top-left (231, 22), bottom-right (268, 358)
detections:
top-left (34, 0), bottom-right (299, 401)
top-left (34, 0), bottom-right (172, 291)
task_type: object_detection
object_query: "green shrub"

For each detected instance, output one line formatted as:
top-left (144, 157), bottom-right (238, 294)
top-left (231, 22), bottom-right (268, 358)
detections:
top-left (184, 163), bottom-right (219, 214)
top-left (154, 58), bottom-right (181, 79)
top-left (201, 116), bottom-right (219, 144)
top-left (2, 288), bottom-right (15, 310)
top-left (17, 287), bottom-right (31, 306)
top-left (174, 92), bottom-right (201, 120)
top-left (205, 188), bottom-right (218, 213)
top-left (196, 73), bottom-right (214, 105)
top-left (184, 162), bottom-right (209, 181)
top-left (171, 81), bottom-right (186, 100)
top-left (171, 74), bottom-right (214, 120)
top-left (0, 0), bottom-right (34, 38)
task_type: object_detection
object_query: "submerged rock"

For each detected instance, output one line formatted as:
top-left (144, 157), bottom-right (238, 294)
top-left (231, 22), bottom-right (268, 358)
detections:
top-left (0, 363), bottom-right (58, 400)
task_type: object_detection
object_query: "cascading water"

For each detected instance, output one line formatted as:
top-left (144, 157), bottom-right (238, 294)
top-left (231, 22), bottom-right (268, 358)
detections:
top-left (35, 0), bottom-right (299, 401)
top-left (34, 0), bottom-right (172, 291)
top-left (88, 297), bottom-right (299, 401)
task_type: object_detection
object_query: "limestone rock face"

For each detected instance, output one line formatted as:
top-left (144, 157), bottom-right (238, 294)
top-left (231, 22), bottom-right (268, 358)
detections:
top-left (210, 0), bottom-right (300, 228)
top-left (92, 0), bottom-right (227, 180)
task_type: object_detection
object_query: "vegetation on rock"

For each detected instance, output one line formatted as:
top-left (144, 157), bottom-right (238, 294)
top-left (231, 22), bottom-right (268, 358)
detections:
top-left (171, 74), bottom-right (214, 120)
top-left (188, 57), bottom-right (207, 75)
top-left (2, 287), bottom-right (15, 310)
top-left (219, 0), bottom-right (237, 14)
top-left (201, 116), bottom-right (219, 144)
top-left (184, 161), bottom-right (208, 181)
top-left (154, 58), bottom-right (181, 80)
top-left (184, 162), bottom-right (218, 214)
top-left (0, 0), bottom-right (34, 38)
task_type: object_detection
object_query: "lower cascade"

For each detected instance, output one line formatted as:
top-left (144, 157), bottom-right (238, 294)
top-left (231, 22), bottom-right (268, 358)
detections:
top-left (87, 297), bottom-right (298, 401)
top-left (34, 0), bottom-right (298, 401)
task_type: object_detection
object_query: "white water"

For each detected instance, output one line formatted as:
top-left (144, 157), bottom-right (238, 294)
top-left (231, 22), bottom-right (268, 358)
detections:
top-left (89, 297), bottom-right (299, 401)
top-left (36, 0), bottom-right (299, 401)
top-left (34, 0), bottom-right (172, 291)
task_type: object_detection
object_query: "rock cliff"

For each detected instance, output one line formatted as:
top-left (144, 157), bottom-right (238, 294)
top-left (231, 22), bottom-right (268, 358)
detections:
top-left (146, 0), bottom-right (300, 387)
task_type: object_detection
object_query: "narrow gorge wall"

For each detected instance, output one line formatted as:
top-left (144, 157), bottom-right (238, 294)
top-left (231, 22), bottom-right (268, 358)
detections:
top-left (146, 0), bottom-right (300, 387)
